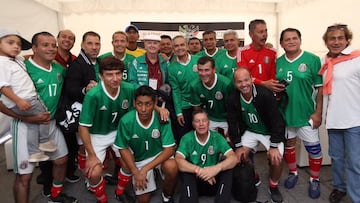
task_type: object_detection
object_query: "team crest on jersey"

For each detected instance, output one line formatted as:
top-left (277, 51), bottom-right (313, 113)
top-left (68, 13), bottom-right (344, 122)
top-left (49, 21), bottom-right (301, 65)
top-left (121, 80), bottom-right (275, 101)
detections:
top-left (298, 63), bottom-right (307, 72)
top-left (215, 91), bottom-right (223, 100)
top-left (122, 100), bottom-right (129, 109)
top-left (57, 73), bottom-right (62, 82)
top-left (192, 64), bottom-right (198, 72)
top-left (264, 56), bottom-right (270, 64)
top-left (20, 160), bottom-right (29, 169)
top-left (151, 129), bottom-right (160, 139)
top-left (207, 145), bottom-right (215, 155)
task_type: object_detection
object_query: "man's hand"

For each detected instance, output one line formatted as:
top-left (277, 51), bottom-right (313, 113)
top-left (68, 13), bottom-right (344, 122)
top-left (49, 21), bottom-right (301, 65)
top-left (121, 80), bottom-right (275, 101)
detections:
top-left (157, 107), bottom-right (169, 122)
top-left (133, 168), bottom-right (148, 191)
top-left (85, 155), bottom-right (102, 179)
top-left (85, 80), bottom-right (98, 92)
top-left (177, 115), bottom-right (185, 126)
top-left (310, 113), bottom-right (322, 129)
top-left (21, 112), bottom-right (51, 124)
top-left (261, 79), bottom-right (285, 92)
top-left (16, 99), bottom-right (31, 111)
top-left (268, 147), bottom-right (282, 166)
top-left (196, 165), bottom-right (221, 181)
top-left (235, 147), bottom-right (251, 162)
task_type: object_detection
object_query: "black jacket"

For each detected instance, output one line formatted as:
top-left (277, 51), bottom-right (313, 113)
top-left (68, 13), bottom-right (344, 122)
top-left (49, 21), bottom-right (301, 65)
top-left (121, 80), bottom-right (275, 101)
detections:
top-left (227, 84), bottom-right (286, 149)
top-left (64, 49), bottom-right (98, 103)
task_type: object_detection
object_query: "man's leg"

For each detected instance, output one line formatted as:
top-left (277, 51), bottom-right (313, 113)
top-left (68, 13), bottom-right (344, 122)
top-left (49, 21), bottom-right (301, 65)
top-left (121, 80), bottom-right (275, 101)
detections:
top-left (13, 173), bottom-right (32, 203)
top-left (179, 172), bottom-right (199, 203)
top-left (51, 156), bottom-right (67, 198)
top-left (161, 159), bottom-right (178, 202)
top-left (284, 137), bottom-right (298, 189)
top-left (63, 131), bottom-right (80, 182)
top-left (214, 169), bottom-right (233, 203)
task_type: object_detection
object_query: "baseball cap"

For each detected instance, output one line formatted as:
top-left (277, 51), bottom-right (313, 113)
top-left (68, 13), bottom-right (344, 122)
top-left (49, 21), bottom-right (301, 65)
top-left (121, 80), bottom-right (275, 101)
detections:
top-left (0, 28), bottom-right (32, 50)
top-left (125, 25), bottom-right (139, 33)
top-left (143, 34), bottom-right (161, 41)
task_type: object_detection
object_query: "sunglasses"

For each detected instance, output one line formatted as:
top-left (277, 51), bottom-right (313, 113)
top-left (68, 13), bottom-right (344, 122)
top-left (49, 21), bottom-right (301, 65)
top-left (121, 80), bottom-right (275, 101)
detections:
top-left (327, 24), bottom-right (348, 31)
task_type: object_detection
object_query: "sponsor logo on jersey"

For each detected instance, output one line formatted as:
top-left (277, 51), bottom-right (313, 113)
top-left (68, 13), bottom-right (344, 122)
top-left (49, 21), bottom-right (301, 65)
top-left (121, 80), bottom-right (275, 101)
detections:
top-left (249, 59), bottom-right (255, 64)
top-left (264, 56), bottom-right (270, 64)
top-left (191, 150), bottom-right (198, 156)
top-left (298, 63), bottom-right (307, 72)
top-left (151, 129), bottom-right (160, 139)
top-left (122, 100), bottom-right (129, 109)
top-left (192, 64), bottom-right (198, 72)
top-left (208, 145), bottom-right (215, 155)
top-left (132, 134), bottom-right (139, 139)
top-left (100, 105), bottom-right (107, 110)
top-left (36, 78), bottom-right (44, 84)
top-left (215, 91), bottom-right (223, 100)
top-left (20, 160), bottom-right (29, 169)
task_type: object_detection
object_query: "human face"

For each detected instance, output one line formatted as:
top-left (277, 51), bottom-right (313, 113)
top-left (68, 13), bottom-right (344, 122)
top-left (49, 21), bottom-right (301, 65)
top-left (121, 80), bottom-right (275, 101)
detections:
top-left (234, 69), bottom-right (253, 98)
top-left (224, 33), bottom-right (239, 53)
top-left (202, 33), bottom-right (217, 51)
top-left (192, 112), bottom-right (209, 137)
top-left (135, 95), bottom-right (155, 123)
top-left (144, 40), bottom-right (160, 54)
top-left (0, 35), bottom-right (21, 58)
top-left (250, 23), bottom-right (268, 48)
top-left (173, 37), bottom-right (188, 57)
top-left (100, 69), bottom-right (122, 93)
top-left (57, 30), bottom-right (75, 52)
top-left (126, 29), bottom-right (139, 43)
top-left (280, 31), bottom-right (301, 55)
top-left (188, 39), bottom-right (201, 54)
top-left (112, 33), bottom-right (128, 54)
top-left (198, 61), bottom-right (215, 87)
top-left (160, 38), bottom-right (173, 56)
top-left (81, 35), bottom-right (100, 61)
top-left (33, 35), bottom-right (57, 63)
top-left (325, 29), bottom-right (348, 58)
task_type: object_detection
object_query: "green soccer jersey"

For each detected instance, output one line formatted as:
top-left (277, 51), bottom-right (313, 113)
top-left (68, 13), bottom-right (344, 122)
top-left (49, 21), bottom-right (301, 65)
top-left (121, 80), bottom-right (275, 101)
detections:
top-left (98, 52), bottom-right (135, 81)
top-left (215, 51), bottom-right (237, 80)
top-left (276, 51), bottom-right (322, 127)
top-left (177, 130), bottom-right (232, 167)
top-left (114, 110), bottom-right (175, 162)
top-left (25, 59), bottom-right (65, 119)
top-left (240, 95), bottom-right (269, 134)
top-left (189, 74), bottom-right (233, 122)
top-left (196, 48), bottom-right (226, 62)
top-left (79, 81), bottom-right (135, 134)
top-left (169, 55), bottom-right (200, 115)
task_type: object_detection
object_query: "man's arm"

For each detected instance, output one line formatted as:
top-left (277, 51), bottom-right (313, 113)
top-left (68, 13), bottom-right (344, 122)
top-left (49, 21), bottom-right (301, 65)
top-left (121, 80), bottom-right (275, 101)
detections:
top-left (0, 87), bottom-right (31, 111)
top-left (175, 152), bottom-right (201, 173)
top-left (310, 86), bottom-right (323, 129)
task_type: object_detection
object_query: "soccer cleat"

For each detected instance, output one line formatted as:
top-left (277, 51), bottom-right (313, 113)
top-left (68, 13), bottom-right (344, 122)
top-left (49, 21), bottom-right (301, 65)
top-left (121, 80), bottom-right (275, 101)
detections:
top-left (65, 174), bottom-right (80, 183)
top-left (284, 173), bottom-right (298, 189)
top-left (268, 187), bottom-right (284, 203)
top-left (47, 193), bottom-right (78, 203)
top-left (254, 172), bottom-right (262, 187)
top-left (39, 140), bottom-right (57, 152)
top-left (28, 152), bottom-right (49, 162)
top-left (308, 179), bottom-right (321, 199)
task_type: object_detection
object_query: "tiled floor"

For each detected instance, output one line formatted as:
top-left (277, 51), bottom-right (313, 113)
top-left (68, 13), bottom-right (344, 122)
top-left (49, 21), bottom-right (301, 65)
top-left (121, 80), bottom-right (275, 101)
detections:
top-left (0, 144), bottom-right (352, 203)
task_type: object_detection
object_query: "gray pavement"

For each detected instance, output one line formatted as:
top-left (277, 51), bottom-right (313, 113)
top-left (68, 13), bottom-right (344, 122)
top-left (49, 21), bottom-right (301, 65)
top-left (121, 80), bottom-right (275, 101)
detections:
top-left (0, 144), bottom-right (352, 203)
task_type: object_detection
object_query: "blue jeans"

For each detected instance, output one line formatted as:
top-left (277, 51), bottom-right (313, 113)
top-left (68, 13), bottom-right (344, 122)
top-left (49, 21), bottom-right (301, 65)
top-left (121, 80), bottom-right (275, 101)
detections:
top-left (328, 126), bottom-right (360, 203)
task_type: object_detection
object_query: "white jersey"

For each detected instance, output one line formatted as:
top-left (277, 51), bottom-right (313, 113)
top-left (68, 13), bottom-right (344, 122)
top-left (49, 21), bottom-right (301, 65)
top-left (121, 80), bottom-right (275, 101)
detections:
top-left (0, 56), bottom-right (37, 108)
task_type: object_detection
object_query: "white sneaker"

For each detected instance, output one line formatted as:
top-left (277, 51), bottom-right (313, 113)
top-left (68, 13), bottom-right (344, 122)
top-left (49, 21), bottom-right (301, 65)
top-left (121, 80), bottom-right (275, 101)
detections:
top-left (29, 152), bottom-right (49, 162)
top-left (39, 140), bottom-right (57, 152)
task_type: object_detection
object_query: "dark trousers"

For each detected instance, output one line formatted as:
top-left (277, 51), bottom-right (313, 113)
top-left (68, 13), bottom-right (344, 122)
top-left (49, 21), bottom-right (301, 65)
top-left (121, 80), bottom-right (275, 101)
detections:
top-left (179, 169), bottom-right (233, 203)
top-left (174, 108), bottom-right (194, 144)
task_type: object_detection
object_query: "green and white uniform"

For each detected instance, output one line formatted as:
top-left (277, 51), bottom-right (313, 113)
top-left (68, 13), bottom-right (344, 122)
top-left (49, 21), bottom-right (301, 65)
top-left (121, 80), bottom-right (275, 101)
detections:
top-left (99, 52), bottom-right (135, 81)
top-left (168, 54), bottom-right (200, 115)
top-left (240, 95), bottom-right (269, 135)
top-left (276, 51), bottom-right (322, 127)
top-left (215, 51), bottom-right (238, 80)
top-left (176, 130), bottom-right (232, 167)
top-left (190, 74), bottom-right (232, 122)
top-left (196, 48), bottom-right (226, 63)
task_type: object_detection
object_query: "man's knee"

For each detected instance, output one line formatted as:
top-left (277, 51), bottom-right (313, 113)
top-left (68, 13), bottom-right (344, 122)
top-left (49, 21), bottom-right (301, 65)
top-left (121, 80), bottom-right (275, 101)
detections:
top-left (162, 159), bottom-right (178, 176)
top-left (53, 155), bottom-right (68, 166)
top-left (15, 173), bottom-right (32, 186)
top-left (304, 141), bottom-right (322, 158)
top-left (285, 137), bottom-right (296, 147)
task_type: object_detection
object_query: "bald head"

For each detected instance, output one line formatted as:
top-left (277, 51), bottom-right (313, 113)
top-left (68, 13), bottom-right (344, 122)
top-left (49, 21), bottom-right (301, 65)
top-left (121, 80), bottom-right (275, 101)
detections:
top-left (57, 29), bottom-right (75, 52)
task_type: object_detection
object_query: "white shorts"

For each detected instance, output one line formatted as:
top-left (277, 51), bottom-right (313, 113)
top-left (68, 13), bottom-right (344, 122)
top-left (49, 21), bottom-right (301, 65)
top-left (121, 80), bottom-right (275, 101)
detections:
top-left (209, 120), bottom-right (228, 135)
top-left (88, 131), bottom-right (120, 163)
top-left (241, 130), bottom-right (284, 156)
top-left (133, 155), bottom-right (169, 195)
top-left (11, 119), bottom-right (68, 174)
top-left (286, 126), bottom-right (319, 143)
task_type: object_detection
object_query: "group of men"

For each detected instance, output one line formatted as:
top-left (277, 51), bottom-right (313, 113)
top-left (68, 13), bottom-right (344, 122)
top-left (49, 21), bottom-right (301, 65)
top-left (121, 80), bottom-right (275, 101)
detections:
top-left (0, 18), bottom-right (359, 203)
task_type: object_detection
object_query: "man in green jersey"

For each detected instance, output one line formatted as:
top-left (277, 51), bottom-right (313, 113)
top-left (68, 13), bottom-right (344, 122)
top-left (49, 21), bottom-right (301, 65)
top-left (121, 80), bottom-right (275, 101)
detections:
top-left (189, 56), bottom-right (233, 138)
top-left (196, 30), bottom-right (225, 62)
top-left (228, 68), bottom-right (286, 203)
top-left (114, 85), bottom-right (177, 203)
top-left (78, 56), bottom-right (135, 203)
top-left (176, 109), bottom-right (237, 203)
top-left (276, 28), bottom-right (323, 199)
top-left (99, 31), bottom-right (135, 82)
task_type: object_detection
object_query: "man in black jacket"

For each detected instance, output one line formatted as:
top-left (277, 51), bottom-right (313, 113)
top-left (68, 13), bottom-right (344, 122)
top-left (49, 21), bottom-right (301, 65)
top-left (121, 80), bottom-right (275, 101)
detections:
top-left (227, 68), bottom-right (286, 203)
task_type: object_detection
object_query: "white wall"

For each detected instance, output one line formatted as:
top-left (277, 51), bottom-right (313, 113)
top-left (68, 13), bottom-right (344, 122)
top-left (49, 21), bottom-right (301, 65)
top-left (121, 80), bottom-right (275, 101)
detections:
top-left (278, 0), bottom-right (360, 57)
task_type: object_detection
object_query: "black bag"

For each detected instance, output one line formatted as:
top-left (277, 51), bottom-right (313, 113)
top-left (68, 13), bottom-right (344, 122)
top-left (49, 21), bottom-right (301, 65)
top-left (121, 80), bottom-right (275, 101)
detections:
top-left (55, 94), bottom-right (82, 134)
top-left (232, 161), bottom-right (258, 202)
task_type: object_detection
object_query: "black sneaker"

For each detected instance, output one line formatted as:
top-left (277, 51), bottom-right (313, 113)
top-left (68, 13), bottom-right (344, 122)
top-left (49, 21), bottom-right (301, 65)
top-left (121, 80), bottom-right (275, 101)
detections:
top-left (268, 187), bottom-right (283, 203)
top-left (48, 193), bottom-right (78, 203)
top-left (254, 172), bottom-right (262, 187)
top-left (36, 173), bottom-right (46, 185)
top-left (329, 189), bottom-right (346, 203)
top-left (115, 192), bottom-right (135, 203)
top-left (104, 173), bottom-right (118, 185)
top-left (65, 174), bottom-right (80, 183)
